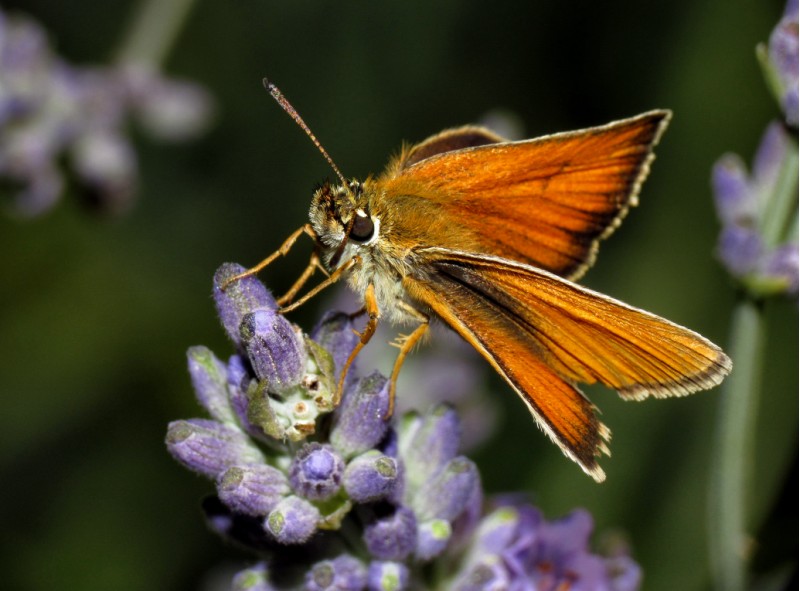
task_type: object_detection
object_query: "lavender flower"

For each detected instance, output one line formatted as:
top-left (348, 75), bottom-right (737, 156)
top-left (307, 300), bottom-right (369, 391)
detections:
top-left (712, 122), bottom-right (798, 297)
top-left (759, 0), bottom-right (799, 127)
top-left (167, 264), bottom-right (641, 589)
top-left (453, 506), bottom-right (641, 591)
top-left (0, 8), bottom-right (213, 216)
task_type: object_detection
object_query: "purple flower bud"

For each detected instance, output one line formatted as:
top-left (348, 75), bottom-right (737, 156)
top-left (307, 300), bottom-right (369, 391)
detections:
top-left (187, 346), bottom-right (236, 423)
top-left (226, 354), bottom-right (259, 433)
top-left (542, 508), bottom-right (594, 554)
top-left (217, 464), bottom-right (290, 516)
top-left (232, 563), bottom-right (276, 591)
top-left (752, 122), bottom-right (789, 185)
top-left (241, 309), bottom-right (306, 390)
top-left (343, 451), bottom-right (399, 503)
top-left (469, 506), bottom-right (523, 556)
top-left (769, 4), bottom-right (799, 126)
top-left (165, 419), bottom-right (264, 479)
top-left (398, 405), bottom-right (461, 496)
top-left (717, 225), bottom-right (764, 277)
top-left (606, 555), bottom-right (643, 591)
top-left (367, 561), bottom-right (410, 591)
top-left (450, 474), bottom-right (484, 545)
top-left (451, 561), bottom-right (510, 591)
top-left (312, 311), bottom-right (361, 381)
top-left (415, 519), bottom-right (451, 560)
top-left (412, 457), bottom-right (479, 522)
top-left (712, 154), bottom-right (754, 226)
top-left (364, 506), bottom-right (417, 560)
top-left (762, 241), bottom-right (799, 295)
top-left (305, 555), bottom-right (367, 591)
top-left (289, 443), bottom-right (345, 501)
top-left (515, 509), bottom-right (608, 589)
top-left (213, 263), bottom-right (278, 348)
top-left (330, 372), bottom-right (391, 459)
top-left (265, 495), bottom-right (320, 544)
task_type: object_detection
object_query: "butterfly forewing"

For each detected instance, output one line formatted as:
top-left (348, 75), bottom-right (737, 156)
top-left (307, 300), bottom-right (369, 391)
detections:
top-left (382, 111), bottom-right (671, 281)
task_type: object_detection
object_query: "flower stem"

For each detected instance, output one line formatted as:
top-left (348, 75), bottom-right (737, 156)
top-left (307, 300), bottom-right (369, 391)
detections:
top-left (762, 134), bottom-right (799, 248)
top-left (708, 298), bottom-right (765, 591)
top-left (115, 0), bottom-right (198, 67)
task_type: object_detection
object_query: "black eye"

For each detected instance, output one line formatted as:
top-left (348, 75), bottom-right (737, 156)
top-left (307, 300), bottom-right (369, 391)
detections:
top-left (349, 214), bottom-right (374, 242)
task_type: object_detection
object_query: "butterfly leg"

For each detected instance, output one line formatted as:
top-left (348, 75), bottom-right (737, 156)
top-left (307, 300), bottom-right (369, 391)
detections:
top-left (387, 305), bottom-right (430, 417)
top-left (222, 224), bottom-right (316, 290)
top-left (280, 255), bottom-right (360, 314)
top-left (335, 282), bottom-right (379, 406)
top-left (277, 252), bottom-right (328, 307)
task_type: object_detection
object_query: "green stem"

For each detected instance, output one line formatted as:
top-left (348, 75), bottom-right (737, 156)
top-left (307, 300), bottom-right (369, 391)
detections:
top-left (708, 298), bottom-right (765, 591)
top-left (114, 0), bottom-right (198, 67)
top-left (761, 135), bottom-right (799, 248)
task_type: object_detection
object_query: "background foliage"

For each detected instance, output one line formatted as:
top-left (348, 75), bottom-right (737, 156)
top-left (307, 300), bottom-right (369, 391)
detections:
top-left (1, 1), bottom-right (795, 590)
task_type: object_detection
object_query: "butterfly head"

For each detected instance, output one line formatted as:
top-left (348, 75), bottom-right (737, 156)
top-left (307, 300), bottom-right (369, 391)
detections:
top-left (310, 179), bottom-right (380, 271)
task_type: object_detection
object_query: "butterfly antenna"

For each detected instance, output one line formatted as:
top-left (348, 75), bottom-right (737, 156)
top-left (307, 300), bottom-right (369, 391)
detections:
top-left (263, 78), bottom-right (355, 204)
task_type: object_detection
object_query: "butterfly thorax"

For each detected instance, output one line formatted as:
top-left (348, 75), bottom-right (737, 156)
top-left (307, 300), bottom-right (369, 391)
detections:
top-left (309, 178), bottom-right (424, 325)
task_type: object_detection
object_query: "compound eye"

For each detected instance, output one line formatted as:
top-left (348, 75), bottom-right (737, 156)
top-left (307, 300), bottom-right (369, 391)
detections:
top-left (349, 213), bottom-right (375, 242)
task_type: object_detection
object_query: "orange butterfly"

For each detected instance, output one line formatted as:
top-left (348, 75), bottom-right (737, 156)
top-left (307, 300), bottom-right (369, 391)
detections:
top-left (231, 82), bottom-right (731, 482)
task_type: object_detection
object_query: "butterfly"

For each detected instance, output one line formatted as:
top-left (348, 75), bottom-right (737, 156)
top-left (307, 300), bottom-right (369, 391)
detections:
top-left (231, 81), bottom-right (732, 482)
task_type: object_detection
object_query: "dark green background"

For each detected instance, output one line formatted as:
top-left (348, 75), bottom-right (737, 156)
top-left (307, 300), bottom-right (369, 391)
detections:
top-left (1, 1), bottom-right (796, 589)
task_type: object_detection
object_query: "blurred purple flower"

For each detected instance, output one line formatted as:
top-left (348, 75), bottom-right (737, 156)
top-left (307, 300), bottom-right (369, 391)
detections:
top-left (453, 506), bottom-right (641, 591)
top-left (0, 8), bottom-right (213, 216)
top-left (766, 0), bottom-right (799, 126)
top-left (712, 123), bottom-right (798, 297)
top-left (306, 555), bottom-right (367, 591)
top-left (168, 264), bottom-right (642, 589)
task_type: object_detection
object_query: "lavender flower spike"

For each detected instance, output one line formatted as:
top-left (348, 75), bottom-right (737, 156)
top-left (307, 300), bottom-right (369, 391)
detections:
top-left (712, 122), bottom-right (798, 297)
top-left (168, 264), bottom-right (642, 589)
top-left (0, 8), bottom-right (212, 216)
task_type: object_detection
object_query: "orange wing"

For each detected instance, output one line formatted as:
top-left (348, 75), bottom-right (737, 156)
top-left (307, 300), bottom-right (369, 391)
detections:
top-left (402, 248), bottom-right (731, 481)
top-left (381, 111), bottom-right (670, 280)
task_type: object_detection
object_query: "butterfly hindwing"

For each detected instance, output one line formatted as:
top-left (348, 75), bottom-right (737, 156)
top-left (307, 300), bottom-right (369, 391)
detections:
top-left (403, 248), bottom-right (731, 479)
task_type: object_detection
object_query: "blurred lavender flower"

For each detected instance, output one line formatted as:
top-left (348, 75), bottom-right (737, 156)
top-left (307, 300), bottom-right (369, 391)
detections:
top-left (167, 263), bottom-right (641, 590)
top-left (758, 0), bottom-right (799, 127)
top-left (0, 8), bottom-right (213, 216)
top-left (452, 506), bottom-right (641, 591)
top-left (712, 121), bottom-right (798, 297)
